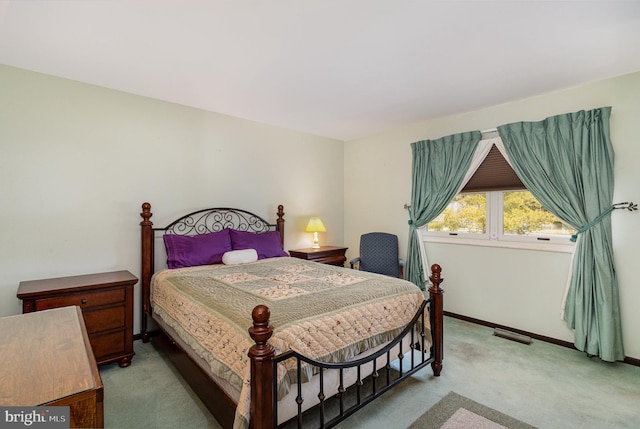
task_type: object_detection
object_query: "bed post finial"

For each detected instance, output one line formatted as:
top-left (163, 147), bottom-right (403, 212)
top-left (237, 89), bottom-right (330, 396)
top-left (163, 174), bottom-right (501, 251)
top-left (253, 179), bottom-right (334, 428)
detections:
top-left (429, 264), bottom-right (442, 289)
top-left (276, 205), bottom-right (285, 245)
top-left (141, 202), bottom-right (152, 222)
top-left (140, 202), bottom-right (154, 343)
top-left (248, 305), bottom-right (275, 429)
top-left (428, 264), bottom-right (444, 376)
top-left (249, 305), bottom-right (273, 345)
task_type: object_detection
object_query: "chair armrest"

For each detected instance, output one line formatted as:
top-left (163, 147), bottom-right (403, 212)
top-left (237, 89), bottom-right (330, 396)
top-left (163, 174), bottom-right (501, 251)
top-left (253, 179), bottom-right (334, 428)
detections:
top-left (399, 258), bottom-right (405, 267)
top-left (349, 257), bottom-right (361, 269)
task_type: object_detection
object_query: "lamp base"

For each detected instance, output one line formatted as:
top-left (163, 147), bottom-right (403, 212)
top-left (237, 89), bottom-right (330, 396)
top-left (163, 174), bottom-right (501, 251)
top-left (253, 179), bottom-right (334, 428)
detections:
top-left (311, 243), bottom-right (320, 249)
top-left (311, 232), bottom-right (320, 249)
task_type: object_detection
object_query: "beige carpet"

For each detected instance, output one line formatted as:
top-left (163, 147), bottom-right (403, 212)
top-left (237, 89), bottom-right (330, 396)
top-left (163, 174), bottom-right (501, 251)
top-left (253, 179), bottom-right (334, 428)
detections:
top-left (408, 392), bottom-right (537, 429)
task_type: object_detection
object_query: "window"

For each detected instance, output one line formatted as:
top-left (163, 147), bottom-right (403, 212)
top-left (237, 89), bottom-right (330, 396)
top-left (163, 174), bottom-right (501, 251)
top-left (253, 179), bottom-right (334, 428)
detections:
top-left (423, 141), bottom-right (576, 252)
top-left (427, 193), bottom-right (487, 236)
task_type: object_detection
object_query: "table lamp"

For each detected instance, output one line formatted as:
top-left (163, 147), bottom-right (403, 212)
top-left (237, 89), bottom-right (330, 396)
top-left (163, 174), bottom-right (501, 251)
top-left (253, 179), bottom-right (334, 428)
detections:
top-left (305, 217), bottom-right (326, 249)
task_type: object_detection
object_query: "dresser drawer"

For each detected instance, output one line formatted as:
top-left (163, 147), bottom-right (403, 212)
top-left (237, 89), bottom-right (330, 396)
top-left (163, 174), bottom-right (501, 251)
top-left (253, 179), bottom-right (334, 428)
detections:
top-left (83, 306), bottom-right (125, 334)
top-left (34, 288), bottom-right (125, 311)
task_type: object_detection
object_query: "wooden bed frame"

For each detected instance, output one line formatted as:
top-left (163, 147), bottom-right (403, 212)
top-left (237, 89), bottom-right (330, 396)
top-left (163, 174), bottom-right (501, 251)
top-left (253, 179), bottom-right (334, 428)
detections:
top-left (139, 202), bottom-right (444, 429)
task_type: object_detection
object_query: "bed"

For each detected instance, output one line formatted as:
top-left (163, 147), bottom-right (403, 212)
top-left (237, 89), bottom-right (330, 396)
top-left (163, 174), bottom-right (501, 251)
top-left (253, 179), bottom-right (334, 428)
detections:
top-left (139, 202), bottom-right (444, 429)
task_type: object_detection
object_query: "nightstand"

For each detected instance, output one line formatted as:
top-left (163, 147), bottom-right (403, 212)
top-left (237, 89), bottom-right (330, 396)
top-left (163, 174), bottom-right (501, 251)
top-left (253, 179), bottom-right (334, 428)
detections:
top-left (289, 246), bottom-right (348, 266)
top-left (17, 270), bottom-right (137, 368)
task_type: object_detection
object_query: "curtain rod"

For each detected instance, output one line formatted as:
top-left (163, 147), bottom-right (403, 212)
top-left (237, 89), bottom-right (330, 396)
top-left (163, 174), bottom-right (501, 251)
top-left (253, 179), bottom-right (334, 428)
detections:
top-left (481, 128), bottom-right (498, 138)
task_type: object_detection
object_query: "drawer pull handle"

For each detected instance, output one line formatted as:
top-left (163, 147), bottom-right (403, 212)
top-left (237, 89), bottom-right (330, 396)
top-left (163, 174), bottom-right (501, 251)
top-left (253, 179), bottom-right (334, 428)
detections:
top-left (81, 298), bottom-right (87, 305)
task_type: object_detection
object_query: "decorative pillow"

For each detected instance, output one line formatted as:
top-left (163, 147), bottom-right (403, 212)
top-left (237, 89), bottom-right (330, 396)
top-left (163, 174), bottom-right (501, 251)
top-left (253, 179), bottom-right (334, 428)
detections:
top-left (222, 249), bottom-right (258, 265)
top-left (229, 229), bottom-right (288, 260)
top-left (163, 229), bottom-right (232, 269)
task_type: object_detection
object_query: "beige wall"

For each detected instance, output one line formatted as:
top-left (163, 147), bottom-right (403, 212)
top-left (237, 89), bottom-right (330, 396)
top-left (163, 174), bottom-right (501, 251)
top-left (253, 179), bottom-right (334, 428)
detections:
top-left (344, 71), bottom-right (640, 359)
top-left (0, 65), bottom-right (344, 333)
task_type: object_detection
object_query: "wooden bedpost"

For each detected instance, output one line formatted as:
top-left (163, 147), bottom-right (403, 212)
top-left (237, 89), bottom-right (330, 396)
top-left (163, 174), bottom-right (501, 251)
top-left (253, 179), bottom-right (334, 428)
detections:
top-left (428, 264), bottom-right (444, 376)
top-left (248, 305), bottom-right (276, 429)
top-left (140, 202), bottom-right (154, 343)
top-left (276, 205), bottom-right (285, 246)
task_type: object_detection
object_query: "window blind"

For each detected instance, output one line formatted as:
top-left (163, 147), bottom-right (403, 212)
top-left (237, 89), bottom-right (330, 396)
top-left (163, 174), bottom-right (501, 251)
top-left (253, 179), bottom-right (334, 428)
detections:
top-left (462, 144), bottom-right (525, 192)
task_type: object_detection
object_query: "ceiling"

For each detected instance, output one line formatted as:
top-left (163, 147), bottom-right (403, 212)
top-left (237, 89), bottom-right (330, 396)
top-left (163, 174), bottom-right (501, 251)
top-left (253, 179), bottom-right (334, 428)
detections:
top-left (2, 1), bottom-right (640, 141)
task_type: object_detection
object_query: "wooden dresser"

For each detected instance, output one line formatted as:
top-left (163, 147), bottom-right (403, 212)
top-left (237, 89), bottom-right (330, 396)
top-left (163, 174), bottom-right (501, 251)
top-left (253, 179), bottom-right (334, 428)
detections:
top-left (17, 270), bottom-right (137, 367)
top-left (289, 246), bottom-right (348, 266)
top-left (0, 306), bottom-right (104, 428)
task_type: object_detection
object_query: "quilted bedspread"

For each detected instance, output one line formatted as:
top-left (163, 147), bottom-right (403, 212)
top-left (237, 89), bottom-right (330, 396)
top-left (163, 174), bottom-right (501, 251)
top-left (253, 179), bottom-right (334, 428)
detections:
top-left (151, 256), bottom-right (427, 428)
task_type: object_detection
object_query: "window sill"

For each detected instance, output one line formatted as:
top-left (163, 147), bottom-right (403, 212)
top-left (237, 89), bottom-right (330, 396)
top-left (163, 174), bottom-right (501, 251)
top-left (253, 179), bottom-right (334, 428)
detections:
top-left (422, 235), bottom-right (575, 254)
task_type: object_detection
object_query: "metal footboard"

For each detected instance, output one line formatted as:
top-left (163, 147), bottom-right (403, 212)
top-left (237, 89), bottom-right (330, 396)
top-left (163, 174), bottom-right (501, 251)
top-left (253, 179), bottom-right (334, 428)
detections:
top-left (274, 299), bottom-right (432, 429)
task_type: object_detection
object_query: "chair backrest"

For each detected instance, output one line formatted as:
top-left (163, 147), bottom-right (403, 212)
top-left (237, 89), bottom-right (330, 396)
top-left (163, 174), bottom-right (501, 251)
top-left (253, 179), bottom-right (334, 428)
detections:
top-left (359, 232), bottom-right (400, 278)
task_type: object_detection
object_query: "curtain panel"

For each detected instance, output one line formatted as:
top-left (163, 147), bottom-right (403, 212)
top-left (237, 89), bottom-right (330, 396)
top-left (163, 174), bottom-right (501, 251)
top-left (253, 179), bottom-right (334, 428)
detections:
top-left (497, 107), bottom-right (624, 362)
top-left (406, 131), bottom-right (481, 289)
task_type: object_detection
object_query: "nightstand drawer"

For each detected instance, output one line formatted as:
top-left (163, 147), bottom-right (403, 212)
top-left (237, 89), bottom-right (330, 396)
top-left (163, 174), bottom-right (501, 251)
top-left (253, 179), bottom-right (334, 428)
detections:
top-left (289, 246), bottom-right (348, 266)
top-left (90, 330), bottom-right (126, 360)
top-left (34, 288), bottom-right (124, 311)
top-left (84, 306), bottom-right (125, 334)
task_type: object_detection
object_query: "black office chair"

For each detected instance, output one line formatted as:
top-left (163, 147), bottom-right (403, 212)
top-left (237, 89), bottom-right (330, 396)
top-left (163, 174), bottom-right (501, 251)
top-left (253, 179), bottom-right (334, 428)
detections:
top-left (350, 232), bottom-right (404, 279)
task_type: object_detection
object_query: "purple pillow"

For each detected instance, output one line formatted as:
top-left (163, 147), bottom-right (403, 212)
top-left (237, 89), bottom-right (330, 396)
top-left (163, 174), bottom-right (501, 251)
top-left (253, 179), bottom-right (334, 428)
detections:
top-left (229, 230), bottom-right (288, 260)
top-left (163, 229), bottom-right (232, 269)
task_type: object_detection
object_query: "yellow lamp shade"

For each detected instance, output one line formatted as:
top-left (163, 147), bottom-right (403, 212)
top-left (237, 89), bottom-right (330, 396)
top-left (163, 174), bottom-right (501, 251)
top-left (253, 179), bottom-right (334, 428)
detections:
top-left (305, 217), bottom-right (326, 233)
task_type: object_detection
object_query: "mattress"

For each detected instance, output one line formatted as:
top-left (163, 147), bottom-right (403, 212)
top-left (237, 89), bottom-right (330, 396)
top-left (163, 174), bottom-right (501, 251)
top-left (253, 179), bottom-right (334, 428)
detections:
top-left (151, 257), bottom-right (428, 428)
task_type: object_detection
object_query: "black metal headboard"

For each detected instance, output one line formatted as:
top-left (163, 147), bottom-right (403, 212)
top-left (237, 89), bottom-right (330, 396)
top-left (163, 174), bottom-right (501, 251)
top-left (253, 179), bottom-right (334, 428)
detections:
top-left (157, 207), bottom-right (280, 236)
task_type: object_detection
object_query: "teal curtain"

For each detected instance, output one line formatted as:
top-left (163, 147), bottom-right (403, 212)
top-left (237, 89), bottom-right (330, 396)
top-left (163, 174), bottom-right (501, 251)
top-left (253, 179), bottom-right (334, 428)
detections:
top-left (497, 107), bottom-right (624, 362)
top-left (406, 131), bottom-right (481, 289)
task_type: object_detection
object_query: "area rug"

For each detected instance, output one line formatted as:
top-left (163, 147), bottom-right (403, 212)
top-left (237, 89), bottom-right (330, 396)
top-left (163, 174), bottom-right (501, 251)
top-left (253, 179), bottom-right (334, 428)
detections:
top-left (408, 392), bottom-right (537, 429)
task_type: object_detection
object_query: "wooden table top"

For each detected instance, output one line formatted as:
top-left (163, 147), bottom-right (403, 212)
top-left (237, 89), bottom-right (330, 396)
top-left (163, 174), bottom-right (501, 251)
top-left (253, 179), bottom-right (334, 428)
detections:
top-left (0, 306), bottom-right (100, 406)
top-left (17, 270), bottom-right (138, 297)
top-left (289, 245), bottom-right (348, 253)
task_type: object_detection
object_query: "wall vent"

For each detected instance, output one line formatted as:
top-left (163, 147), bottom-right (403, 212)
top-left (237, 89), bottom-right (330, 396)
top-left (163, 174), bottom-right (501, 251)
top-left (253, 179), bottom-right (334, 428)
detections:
top-left (493, 328), bottom-right (533, 345)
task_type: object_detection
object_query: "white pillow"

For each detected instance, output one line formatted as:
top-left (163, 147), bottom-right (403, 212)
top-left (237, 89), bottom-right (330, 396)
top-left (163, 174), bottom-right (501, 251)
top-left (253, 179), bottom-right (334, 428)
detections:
top-left (222, 249), bottom-right (258, 265)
